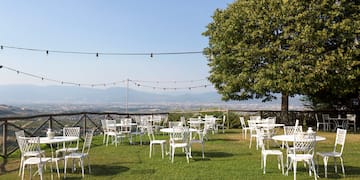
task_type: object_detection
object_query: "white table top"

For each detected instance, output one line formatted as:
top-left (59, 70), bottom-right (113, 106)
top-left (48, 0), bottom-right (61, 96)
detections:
top-left (272, 134), bottom-right (326, 142)
top-left (255, 123), bottom-right (285, 128)
top-left (160, 127), bottom-right (198, 133)
top-left (38, 136), bottom-right (79, 144)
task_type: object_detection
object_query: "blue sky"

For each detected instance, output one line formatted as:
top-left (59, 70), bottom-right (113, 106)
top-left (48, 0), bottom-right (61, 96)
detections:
top-left (0, 0), bottom-right (235, 93)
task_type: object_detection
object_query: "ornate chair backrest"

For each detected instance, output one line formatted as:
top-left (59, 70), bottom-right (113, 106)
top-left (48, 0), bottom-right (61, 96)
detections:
top-left (82, 130), bottom-right (94, 154)
top-left (169, 127), bottom-right (189, 144)
top-left (15, 130), bottom-right (26, 153)
top-left (239, 117), bottom-right (246, 129)
top-left (293, 132), bottom-right (316, 155)
top-left (284, 126), bottom-right (303, 135)
top-left (19, 136), bottom-right (42, 158)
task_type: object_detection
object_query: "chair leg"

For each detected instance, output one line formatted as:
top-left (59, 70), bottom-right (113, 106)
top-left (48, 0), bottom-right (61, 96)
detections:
top-left (64, 158), bottom-right (68, 179)
top-left (280, 154), bottom-right (284, 175)
top-left (323, 156), bottom-right (328, 178)
top-left (185, 147), bottom-right (189, 163)
top-left (249, 135), bottom-right (252, 148)
top-left (80, 158), bottom-right (84, 178)
top-left (263, 154), bottom-right (266, 174)
top-left (293, 161), bottom-right (297, 180)
top-left (311, 159), bottom-right (318, 180)
top-left (340, 156), bottom-right (345, 176)
top-left (18, 156), bottom-right (24, 176)
top-left (149, 143), bottom-right (152, 158)
top-left (88, 156), bottom-right (91, 174)
top-left (334, 157), bottom-right (337, 173)
top-left (201, 143), bottom-right (205, 159)
top-left (171, 147), bottom-right (175, 163)
top-left (21, 162), bottom-right (26, 180)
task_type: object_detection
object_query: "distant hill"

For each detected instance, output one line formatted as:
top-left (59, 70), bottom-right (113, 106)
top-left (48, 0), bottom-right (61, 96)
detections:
top-left (0, 85), bottom-right (304, 109)
top-left (0, 85), bottom-right (224, 104)
top-left (0, 104), bottom-right (38, 116)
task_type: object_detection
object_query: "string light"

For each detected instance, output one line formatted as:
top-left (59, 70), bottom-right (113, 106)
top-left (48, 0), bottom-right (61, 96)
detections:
top-left (0, 44), bottom-right (203, 56)
top-left (129, 80), bottom-right (211, 91)
top-left (131, 79), bottom-right (207, 83)
top-left (0, 65), bottom-right (211, 90)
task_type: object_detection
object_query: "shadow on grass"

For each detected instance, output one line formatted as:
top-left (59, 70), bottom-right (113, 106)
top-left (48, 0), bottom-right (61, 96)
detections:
top-left (90, 164), bottom-right (129, 176)
top-left (210, 138), bottom-right (240, 142)
top-left (316, 165), bottom-right (360, 179)
top-left (202, 151), bottom-right (234, 158)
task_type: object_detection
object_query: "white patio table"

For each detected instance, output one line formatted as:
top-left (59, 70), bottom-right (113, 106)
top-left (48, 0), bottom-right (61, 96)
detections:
top-left (272, 134), bottom-right (326, 142)
top-left (29, 136), bottom-right (79, 178)
top-left (37, 136), bottom-right (79, 158)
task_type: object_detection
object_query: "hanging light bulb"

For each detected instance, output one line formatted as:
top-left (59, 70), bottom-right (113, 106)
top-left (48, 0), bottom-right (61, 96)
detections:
top-left (150, 53), bottom-right (153, 58)
top-left (1, 45), bottom-right (3, 50)
top-left (96, 53), bottom-right (99, 57)
top-left (46, 50), bottom-right (49, 55)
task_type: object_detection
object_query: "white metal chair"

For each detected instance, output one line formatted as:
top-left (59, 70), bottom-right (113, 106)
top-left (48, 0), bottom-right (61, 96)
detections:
top-left (346, 114), bottom-right (356, 132)
top-left (64, 130), bottom-right (94, 178)
top-left (248, 120), bottom-right (258, 149)
top-left (101, 119), bottom-right (110, 144)
top-left (239, 117), bottom-right (250, 139)
top-left (19, 136), bottom-right (53, 180)
top-left (188, 118), bottom-right (201, 130)
top-left (15, 130), bottom-right (48, 177)
top-left (106, 120), bottom-right (125, 146)
top-left (256, 128), bottom-right (284, 174)
top-left (147, 124), bottom-right (166, 159)
top-left (315, 114), bottom-right (330, 131)
top-left (189, 125), bottom-right (206, 159)
top-left (216, 115), bottom-right (226, 133)
top-left (317, 128), bottom-right (347, 178)
top-left (286, 132), bottom-right (318, 180)
top-left (322, 114), bottom-right (331, 130)
top-left (169, 127), bottom-right (190, 163)
top-left (56, 127), bottom-right (80, 158)
top-left (284, 126), bottom-right (303, 167)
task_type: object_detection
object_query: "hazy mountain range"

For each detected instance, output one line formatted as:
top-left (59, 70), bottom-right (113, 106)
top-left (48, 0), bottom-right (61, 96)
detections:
top-left (0, 85), bottom-right (224, 104)
top-left (0, 85), bottom-right (305, 110)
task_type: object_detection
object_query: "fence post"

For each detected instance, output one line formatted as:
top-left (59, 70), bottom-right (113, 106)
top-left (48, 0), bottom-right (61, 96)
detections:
top-left (0, 120), bottom-right (8, 173)
top-left (49, 115), bottom-right (53, 129)
top-left (83, 113), bottom-right (87, 136)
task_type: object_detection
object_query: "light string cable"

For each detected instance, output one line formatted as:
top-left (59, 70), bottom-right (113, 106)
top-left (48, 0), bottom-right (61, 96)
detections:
top-left (129, 80), bottom-right (212, 90)
top-left (0, 65), bottom-right (211, 90)
top-left (0, 44), bottom-right (203, 57)
top-left (0, 65), bottom-right (126, 87)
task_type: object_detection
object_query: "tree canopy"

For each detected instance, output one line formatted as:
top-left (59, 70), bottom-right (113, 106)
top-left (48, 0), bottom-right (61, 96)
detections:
top-left (203, 0), bottom-right (360, 111)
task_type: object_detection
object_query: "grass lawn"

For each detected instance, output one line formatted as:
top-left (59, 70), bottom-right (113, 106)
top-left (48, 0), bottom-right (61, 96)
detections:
top-left (2, 129), bottom-right (360, 179)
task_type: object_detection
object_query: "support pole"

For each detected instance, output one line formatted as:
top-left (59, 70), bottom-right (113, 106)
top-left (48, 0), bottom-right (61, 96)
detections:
top-left (126, 78), bottom-right (129, 113)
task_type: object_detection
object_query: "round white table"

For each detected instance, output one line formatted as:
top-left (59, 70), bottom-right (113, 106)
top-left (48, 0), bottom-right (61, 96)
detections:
top-left (272, 134), bottom-right (326, 142)
top-left (160, 127), bottom-right (198, 133)
top-left (38, 136), bottom-right (79, 144)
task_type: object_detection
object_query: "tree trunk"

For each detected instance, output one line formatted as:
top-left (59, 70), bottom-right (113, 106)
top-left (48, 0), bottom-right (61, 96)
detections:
top-left (281, 93), bottom-right (289, 123)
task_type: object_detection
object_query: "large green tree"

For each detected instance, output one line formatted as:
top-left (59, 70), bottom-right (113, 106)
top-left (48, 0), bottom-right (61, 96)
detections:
top-left (203, 0), bottom-right (360, 120)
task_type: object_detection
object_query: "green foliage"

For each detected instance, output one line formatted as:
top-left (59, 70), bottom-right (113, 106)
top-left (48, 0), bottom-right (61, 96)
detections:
top-left (203, 0), bottom-right (360, 109)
